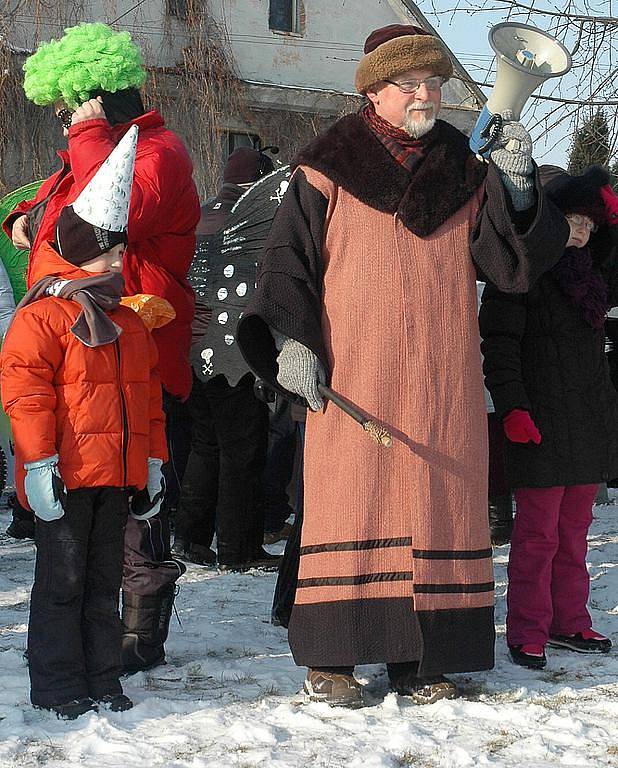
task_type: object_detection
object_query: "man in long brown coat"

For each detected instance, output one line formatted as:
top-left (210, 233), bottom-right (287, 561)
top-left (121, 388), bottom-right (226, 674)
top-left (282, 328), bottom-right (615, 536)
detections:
top-left (238, 24), bottom-right (569, 707)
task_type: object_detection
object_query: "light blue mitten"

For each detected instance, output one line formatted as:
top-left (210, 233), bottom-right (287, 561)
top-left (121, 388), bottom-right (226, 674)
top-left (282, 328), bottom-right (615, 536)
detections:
top-left (24, 454), bottom-right (67, 521)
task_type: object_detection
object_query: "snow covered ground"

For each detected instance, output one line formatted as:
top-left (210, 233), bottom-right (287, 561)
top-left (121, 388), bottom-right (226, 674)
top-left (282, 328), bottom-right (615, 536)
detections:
top-left (1, 500), bottom-right (618, 768)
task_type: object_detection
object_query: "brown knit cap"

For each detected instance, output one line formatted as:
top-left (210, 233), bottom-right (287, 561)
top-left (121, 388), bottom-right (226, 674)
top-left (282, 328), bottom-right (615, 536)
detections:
top-left (355, 24), bottom-right (453, 94)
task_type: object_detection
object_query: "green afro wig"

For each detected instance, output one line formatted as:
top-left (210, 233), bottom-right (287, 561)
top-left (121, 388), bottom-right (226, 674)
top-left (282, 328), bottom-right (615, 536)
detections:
top-left (23, 22), bottom-right (146, 108)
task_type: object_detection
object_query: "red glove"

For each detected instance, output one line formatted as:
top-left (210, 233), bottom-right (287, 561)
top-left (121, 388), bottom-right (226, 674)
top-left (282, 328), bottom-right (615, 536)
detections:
top-left (503, 409), bottom-right (541, 444)
top-left (600, 184), bottom-right (618, 226)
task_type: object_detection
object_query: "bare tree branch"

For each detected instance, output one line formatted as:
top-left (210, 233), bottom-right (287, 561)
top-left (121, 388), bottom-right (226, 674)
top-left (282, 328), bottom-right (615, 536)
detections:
top-left (426, 0), bottom-right (618, 163)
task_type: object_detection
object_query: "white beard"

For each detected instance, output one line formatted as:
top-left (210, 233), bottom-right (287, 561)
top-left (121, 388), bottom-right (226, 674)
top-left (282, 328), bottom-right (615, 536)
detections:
top-left (402, 103), bottom-right (436, 138)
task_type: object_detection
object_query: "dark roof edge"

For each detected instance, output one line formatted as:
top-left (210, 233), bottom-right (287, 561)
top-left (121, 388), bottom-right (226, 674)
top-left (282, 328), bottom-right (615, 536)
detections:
top-left (397, 0), bottom-right (487, 105)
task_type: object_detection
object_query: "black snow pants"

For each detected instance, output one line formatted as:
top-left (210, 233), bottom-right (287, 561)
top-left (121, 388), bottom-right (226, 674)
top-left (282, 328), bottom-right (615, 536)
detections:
top-left (28, 487), bottom-right (128, 707)
top-left (175, 373), bottom-right (269, 565)
top-left (263, 395), bottom-right (297, 534)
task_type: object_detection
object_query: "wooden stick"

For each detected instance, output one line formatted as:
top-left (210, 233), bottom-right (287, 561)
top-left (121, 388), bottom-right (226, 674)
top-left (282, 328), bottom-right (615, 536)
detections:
top-left (318, 384), bottom-right (393, 448)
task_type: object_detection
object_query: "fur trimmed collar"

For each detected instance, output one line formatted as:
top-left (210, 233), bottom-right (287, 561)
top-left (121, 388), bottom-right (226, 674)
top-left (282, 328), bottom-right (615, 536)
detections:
top-left (294, 113), bottom-right (487, 236)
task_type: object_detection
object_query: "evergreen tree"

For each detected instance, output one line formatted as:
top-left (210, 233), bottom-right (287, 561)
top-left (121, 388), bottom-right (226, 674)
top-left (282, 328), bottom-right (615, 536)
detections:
top-left (567, 110), bottom-right (611, 175)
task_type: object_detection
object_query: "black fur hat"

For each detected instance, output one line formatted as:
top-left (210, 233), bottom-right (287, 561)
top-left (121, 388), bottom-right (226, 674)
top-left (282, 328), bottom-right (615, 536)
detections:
top-left (223, 147), bottom-right (275, 184)
top-left (540, 164), bottom-right (609, 226)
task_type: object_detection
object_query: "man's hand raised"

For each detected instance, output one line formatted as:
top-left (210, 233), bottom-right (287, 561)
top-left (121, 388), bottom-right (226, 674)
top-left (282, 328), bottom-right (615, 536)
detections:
top-left (70, 97), bottom-right (107, 127)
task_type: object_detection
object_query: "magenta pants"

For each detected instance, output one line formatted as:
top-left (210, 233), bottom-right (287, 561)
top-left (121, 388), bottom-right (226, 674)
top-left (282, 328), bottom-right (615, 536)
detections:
top-left (506, 484), bottom-right (597, 646)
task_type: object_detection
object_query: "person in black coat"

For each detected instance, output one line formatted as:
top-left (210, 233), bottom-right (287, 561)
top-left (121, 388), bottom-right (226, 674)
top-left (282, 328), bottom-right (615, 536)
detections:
top-left (172, 148), bottom-right (281, 571)
top-left (480, 165), bottom-right (618, 670)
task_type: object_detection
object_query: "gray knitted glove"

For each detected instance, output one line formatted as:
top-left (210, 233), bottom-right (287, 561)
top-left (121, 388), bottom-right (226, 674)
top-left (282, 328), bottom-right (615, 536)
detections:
top-left (489, 110), bottom-right (534, 211)
top-left (276, 337), bottom-right (326, 411)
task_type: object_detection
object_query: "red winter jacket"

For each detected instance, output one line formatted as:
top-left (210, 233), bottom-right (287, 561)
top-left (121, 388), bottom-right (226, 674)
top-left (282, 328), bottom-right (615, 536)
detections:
top-left (2, 111), bottom-right (200, 400)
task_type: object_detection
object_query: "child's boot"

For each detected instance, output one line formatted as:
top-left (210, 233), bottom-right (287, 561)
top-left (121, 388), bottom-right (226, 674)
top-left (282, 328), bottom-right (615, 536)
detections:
top-left (121, 583), bottom-right (176, 674)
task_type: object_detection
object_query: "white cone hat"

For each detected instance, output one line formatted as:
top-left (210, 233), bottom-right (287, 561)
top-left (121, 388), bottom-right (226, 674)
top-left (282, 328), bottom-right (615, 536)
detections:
top-left (72, 124), bottom-right (138, 232)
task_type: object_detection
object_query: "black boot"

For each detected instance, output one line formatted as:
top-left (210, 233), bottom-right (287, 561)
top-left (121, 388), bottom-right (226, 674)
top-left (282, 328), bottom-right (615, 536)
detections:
top-left (121, 584), bottom-right (176, 675)
top-left (244, 547), bottom-right (282, 570)
top-left (271, 507), bottom-right (302, 627)
top-left (5, 494), bottom-right (35, 540)
top-left (489, 494), bottom-right (513, 546)
top-left (171, 538), bottom-right (216, 566)
top-left (36, 697), bottom-right (98, 720)
top-left (217, 542), bottom-right (281, 572)
top-left (97, 693), bottom-right (134, 711)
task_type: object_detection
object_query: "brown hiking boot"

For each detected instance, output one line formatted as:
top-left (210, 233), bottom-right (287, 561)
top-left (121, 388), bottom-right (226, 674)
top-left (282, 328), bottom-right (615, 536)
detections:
top-left (387, 661), bottom-right (458, 704)
top-left (304, 668), bottom-right (364, 708)
top-left (401, 677), bottom-right (458, 704)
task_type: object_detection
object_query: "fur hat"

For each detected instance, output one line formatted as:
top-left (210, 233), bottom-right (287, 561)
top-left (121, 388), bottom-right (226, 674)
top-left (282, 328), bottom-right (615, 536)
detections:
top-left (223, 148), bottom-right (275, 184)
top-left (355, 24), bottom-right (453, 94)
top-left (540, 164), bottom-right (609, 226)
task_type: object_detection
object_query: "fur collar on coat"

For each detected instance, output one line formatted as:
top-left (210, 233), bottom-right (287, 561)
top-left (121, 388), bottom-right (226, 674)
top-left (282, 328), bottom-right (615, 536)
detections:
top-left (294, 113), bottom-right (487, 236)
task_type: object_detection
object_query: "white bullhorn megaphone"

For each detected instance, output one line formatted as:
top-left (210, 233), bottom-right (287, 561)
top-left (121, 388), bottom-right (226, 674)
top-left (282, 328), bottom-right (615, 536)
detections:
top-left (469, 22), bottom-right (572, 157)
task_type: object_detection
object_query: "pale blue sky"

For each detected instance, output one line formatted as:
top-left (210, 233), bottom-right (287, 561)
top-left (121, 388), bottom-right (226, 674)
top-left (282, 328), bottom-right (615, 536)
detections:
top-left (419, 2), bottom-right (581, 167)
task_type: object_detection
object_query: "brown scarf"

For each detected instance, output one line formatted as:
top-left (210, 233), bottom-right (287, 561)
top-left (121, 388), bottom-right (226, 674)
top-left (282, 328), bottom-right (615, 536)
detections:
top-left (18, 272), bottom-right (125, 347)
top-left (361, 103), bottom-right (439, 174)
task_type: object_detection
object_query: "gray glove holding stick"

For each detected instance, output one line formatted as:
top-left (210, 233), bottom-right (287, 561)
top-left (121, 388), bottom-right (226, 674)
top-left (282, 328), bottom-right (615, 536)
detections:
top-left (272, 330), bottom-right (393, 447)
top-left (272, 331), bottom-right (326, 411)
top-left (489, 110), bottom-right (534, 212)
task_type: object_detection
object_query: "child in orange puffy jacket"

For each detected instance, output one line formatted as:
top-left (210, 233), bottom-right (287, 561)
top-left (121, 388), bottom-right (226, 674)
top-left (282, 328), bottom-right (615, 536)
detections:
top-left (0, 127), bottom-right (167, 719)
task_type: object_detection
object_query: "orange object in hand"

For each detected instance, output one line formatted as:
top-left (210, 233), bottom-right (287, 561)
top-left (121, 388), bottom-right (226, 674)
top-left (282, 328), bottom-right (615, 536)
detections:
top-left (119, 294), bottom-right (176, 331)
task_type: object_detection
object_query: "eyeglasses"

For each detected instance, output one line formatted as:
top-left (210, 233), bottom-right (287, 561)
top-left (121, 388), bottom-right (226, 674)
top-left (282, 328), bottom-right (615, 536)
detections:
top-left (57, 108), bottom-right (73, 130)
top-left (383, 76), bottom-right (444, 94)
top-left (565, 213), bottom-right (598, 233)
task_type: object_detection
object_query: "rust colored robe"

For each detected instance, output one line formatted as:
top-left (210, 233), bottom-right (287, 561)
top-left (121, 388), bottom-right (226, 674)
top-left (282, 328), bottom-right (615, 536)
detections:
top-left (238, 115), bottom-right (569, 675)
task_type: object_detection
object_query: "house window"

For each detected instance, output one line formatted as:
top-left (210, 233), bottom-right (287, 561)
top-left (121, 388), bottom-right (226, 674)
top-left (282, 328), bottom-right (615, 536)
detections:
top-left (269, 0), bottom-right (300, 34)
top-left (225, 132), bottom-right (261, 160)
top-left (166, 0), bottom-right (187, 19)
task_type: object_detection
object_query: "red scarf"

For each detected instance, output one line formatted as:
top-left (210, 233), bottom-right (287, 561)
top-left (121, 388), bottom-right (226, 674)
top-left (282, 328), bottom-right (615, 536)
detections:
top-left (362, 103), bottom-right (438, 174)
